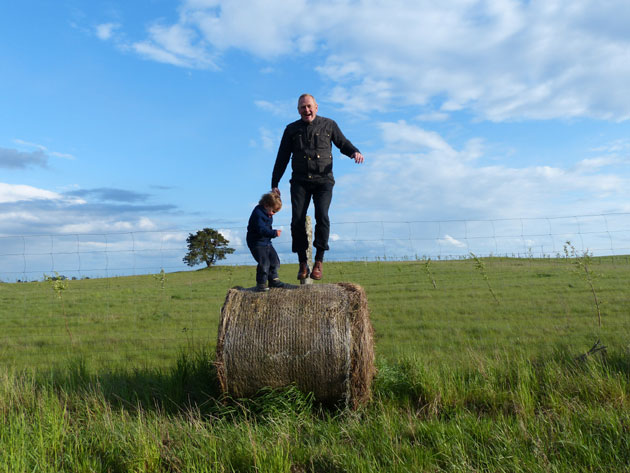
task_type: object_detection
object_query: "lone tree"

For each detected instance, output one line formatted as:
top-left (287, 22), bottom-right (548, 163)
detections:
top-left (183, 228), bottom-right (235, 268)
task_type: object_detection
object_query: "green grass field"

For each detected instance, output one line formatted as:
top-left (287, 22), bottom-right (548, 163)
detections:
top-left (1, 256), bottom-right (629, 472)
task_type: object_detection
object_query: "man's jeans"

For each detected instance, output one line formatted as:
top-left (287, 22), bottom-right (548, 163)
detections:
top-left (290, 179), bottom-right (334, 255)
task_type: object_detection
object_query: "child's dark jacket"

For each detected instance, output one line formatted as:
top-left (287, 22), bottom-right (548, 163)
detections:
top-left (246, 204), bottom-right (278, 248)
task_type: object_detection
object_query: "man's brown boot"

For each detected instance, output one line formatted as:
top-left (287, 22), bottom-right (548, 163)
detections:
top-left (297, 262), bottom-right (310, 280)
top-left (310, 261), bottom-right (323, 280)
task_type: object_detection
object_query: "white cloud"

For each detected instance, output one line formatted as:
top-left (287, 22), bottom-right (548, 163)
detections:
top-left (0, 211), bottom-right (42, 224)
top-left (128, 0), bottom-right (312, 68)
top-left (254, 100), bottom-right (292, 117)
top-left (187, 0), bottom-right (311, 57)
top-left (416, 111), bottom-right (450, 122)
top-left (248, 127), bottom-right (277, 151)
top-left (379, 121), bottom-right (455, 154)
top-left (218, 228), bottom-right (243, 247)
top-left (133, 41), bottom-right (190, 67)
top-left (258, 128), bottom-right (275, 151)
top-left (95, 22), bottom-right (120, 40)
top-left (138, 216), bottom-right (159, 230)
top-left (124, 0), bottom-right (630, 121)
top-left (0, 181), bottom-right (188, 240)
top-left (14, 139), bottom-right (44, 149)
top-left (133, 22), bottom-right (216, 69)
top-left (0, 183), bottom-right (72, 204)
top-left (439, 235), bottom-right (467, 248)
top-left (573, 156), bottom-right (625, 173)
top-left (14, 139), bottom-right (75, 160)
top-left (49, 151), bottom-right (75, 160)
top-left (58, 217), bottom-right (158, 234)
top-left (334, 122), bottom-right (630, 221)
top-left (590, 139), bottom-right (630, 154)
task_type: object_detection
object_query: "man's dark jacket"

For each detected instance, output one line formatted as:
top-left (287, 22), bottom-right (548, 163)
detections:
top-left (271, 116), bottom-right (360, 188)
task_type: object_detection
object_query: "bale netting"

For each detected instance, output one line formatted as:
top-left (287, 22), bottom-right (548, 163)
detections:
top-left (216, 282), bottom-right (375, 409)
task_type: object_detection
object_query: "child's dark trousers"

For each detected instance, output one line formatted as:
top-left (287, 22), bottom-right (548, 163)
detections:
top-left (248, 245), bottom-right (280, 285)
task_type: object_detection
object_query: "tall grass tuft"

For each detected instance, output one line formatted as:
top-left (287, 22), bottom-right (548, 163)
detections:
top-left (1, 350), bottom-right (629, 472)
top-left (564, 241), bottom-right (603, 329)
top-left (470, 252), bottom-right (500, 304)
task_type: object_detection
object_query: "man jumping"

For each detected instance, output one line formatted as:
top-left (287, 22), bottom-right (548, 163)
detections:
top-left (271, 94), bottom-right (364, 281)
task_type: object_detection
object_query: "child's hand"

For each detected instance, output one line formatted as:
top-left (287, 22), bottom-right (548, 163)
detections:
top-left (276, 229), bottom-right (282, 237)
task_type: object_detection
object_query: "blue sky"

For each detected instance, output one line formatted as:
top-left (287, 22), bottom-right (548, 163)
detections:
top-left (2, 0), bottom-right (630, 274)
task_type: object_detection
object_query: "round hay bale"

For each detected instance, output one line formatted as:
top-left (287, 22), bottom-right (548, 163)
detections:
top-left (215, 282), bottom-right (375, 408)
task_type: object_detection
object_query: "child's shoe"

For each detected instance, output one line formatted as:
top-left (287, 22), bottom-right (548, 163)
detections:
top-left (255, 283), bottom-right (269, 292)
top-left (269, 278), bottom-right (297, 289)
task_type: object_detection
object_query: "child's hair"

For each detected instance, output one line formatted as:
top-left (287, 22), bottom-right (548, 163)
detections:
top-left (259, 192), bottom-right (282, 211)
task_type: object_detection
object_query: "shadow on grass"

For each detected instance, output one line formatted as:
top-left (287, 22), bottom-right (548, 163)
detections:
top-left (41, 348), bottom-right (227, 417)
top-left (39, 348), bottom-right (327, 421)
top-left (33, 344), bottom-right (630, 422)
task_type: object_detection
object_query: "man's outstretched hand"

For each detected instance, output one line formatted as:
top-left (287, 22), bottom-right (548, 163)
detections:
top-left (352, 152), bottom-right (364, 164)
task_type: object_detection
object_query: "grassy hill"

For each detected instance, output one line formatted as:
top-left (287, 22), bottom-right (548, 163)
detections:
top-left (1, 257), bottom-right (629, 471)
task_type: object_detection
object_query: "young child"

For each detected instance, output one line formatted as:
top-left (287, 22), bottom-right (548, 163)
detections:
top-left (246, 191), bottom-right (292, 292)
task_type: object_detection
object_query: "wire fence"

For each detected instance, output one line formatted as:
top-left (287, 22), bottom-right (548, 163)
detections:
top-left (2, 213), bottom-right (629, 282)
top-left (1, 212), bottom-right (629, 370)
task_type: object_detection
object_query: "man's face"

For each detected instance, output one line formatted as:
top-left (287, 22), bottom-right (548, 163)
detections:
top-left (298, 96), bottom-right (318, 123)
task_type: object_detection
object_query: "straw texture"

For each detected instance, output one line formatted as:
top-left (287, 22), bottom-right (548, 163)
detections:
top-left (216, 283), bottom-right (375, 408)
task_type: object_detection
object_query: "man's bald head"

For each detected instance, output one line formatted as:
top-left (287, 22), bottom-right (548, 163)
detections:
top-left (297, 94), bottom-right (318, 123)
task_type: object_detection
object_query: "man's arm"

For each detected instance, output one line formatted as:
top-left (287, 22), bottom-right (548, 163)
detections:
top-left (271, 127), bottom-right (292, 190)
top-left (330, 120), bottom-right (364, 163)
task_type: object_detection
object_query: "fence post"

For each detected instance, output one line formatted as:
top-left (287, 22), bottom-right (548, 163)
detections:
top-left (301, 216), bottom-right (313, 285)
